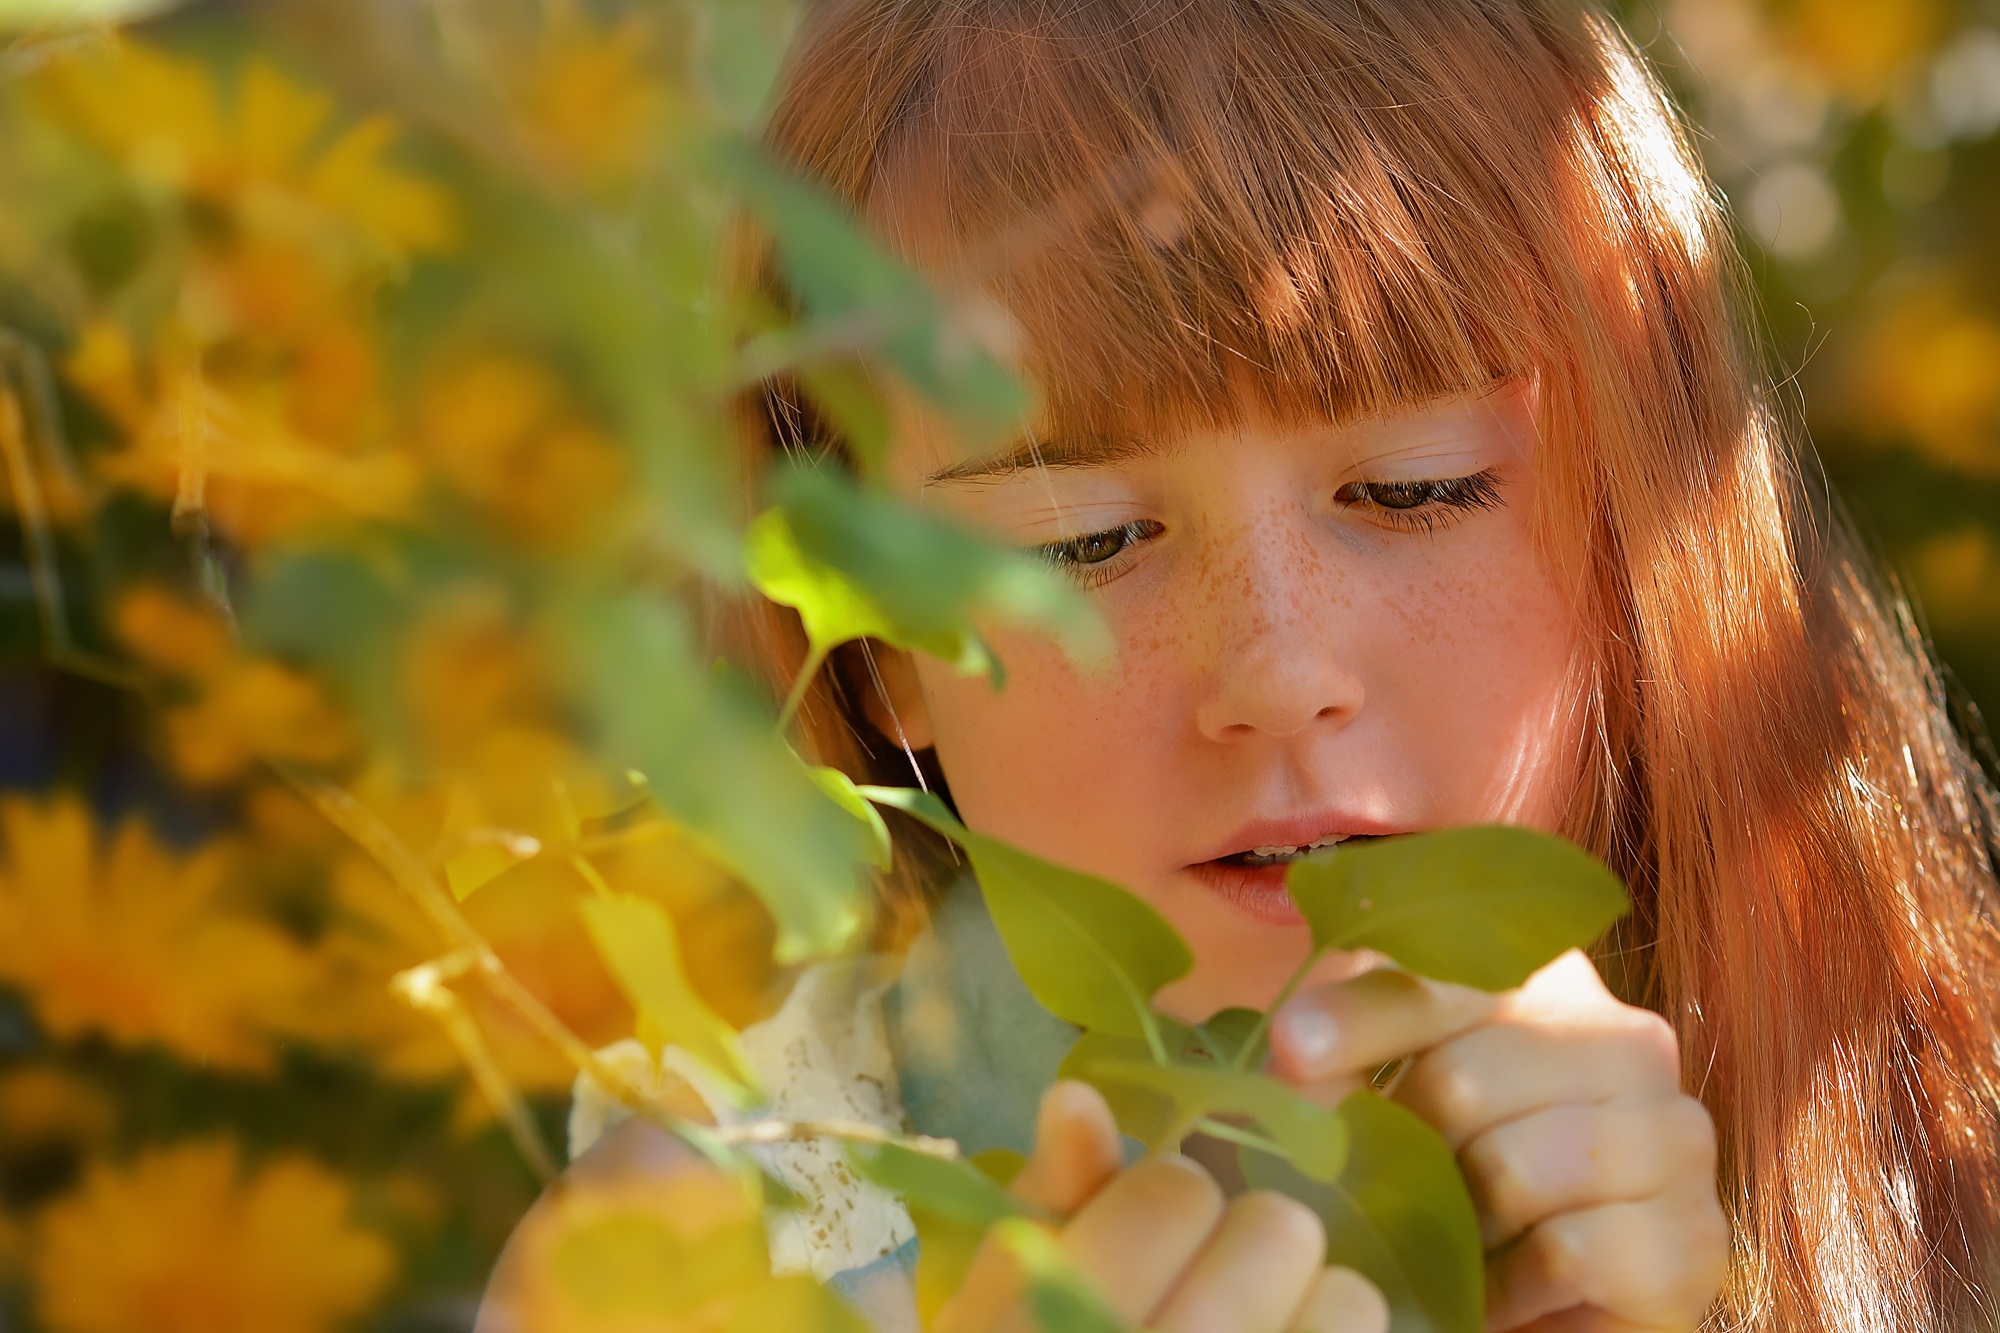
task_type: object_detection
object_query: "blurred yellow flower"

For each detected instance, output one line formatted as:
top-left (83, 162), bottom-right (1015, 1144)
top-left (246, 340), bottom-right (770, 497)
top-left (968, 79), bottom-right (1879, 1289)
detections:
top-left (33, 1139), bottom-right (394, 1333)
top-left (411, 353), bottom-right (630, 548)
top-left (0, 1066), bottom-right (117, 1157)
top-left (1841, 279), bottom-right (2000, 475)
top-left (1911, 528), bottom-right (2000, 633)
top-left (0, 795), bottom-right (314, 1070)
top-left (514, 16), bottom-right (669, 186)
top-left (113, 585), bottom-right (360, 785)
top-left (33, 43), bottom-right (453, 257)
top-left (1775, 0), bottom-right (1942, 104)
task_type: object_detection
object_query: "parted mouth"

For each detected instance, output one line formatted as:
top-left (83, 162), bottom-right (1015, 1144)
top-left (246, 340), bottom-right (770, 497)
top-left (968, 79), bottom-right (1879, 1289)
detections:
top-left (1210, 833), bottom-right (1386, 869)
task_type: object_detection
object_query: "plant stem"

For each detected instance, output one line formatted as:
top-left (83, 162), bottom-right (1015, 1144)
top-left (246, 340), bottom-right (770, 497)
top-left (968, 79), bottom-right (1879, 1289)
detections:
top-left (777, 643), bottom-right (829, 733)
top-left (1189, 1117), bottom-right (1286, 1159)
top-left (1231, 941), bottom-right (1338, 1072)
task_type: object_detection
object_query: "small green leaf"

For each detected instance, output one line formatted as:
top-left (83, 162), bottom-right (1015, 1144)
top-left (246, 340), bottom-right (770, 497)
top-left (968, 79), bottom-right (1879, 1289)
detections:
top-left (746, 508), bottom-right (902, 661)
top-left (758, 466), bottom-right (1111, 684)
top-left (807, 765), bottom-right (893, 871)
top-left (579, 894), bottom-right (759, 1099)
top-left (1076, 1058), bottom-right (1347, 1182)
top-left (864, 787), bottom-right (1191, 1042)
top-left (1286, 828), bottom-right (1628, 992)
top-left (849, 1142), bottom-right (1038, 1228)
top-left (1242, 1092), bottom-right (1483, 1333)
top-left (994, 1218), bottom-right (1132, 1333)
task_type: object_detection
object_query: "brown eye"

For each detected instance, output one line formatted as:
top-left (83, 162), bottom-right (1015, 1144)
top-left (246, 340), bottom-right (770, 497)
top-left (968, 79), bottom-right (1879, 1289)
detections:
top-left (1071, 529), bottom-right (1129, 564)
top-left (1039, 519), bottom-right (1165, 583)
top-left (1334, 471), bottom-right (1506, 530)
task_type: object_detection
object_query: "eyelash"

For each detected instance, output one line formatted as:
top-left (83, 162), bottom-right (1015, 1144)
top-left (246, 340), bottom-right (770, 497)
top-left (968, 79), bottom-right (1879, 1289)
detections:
top-left (1036, 470), bottom-right (1501, 585)
top-left (1334, 469), bottom-right (1504, 533)
top-left (1036, 519), bottom-right (1166, 588)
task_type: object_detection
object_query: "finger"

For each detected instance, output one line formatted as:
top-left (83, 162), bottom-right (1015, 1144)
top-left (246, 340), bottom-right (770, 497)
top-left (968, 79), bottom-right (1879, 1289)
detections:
top-left (935, 1083), bottom-right (1125, 1333)
top-left (1012, 1080), bottom-right (1124, 1215)
top-left (1290, 1267), bottom-right (1390, 1333)
top-left (1396, 1011), bottom-right (1682, 1151)
top-left (1150, 1191), bottom-right (1324, 1333)
top-left (1462, 1096), bottom-right (1718, 1248)
top-left (1271, 966), bottom-right (1498, 1086)
top-left (1484, 1195), bottom-right (1731, 1332)
top-left (1058, 1154), bottom-right (1226, 1324)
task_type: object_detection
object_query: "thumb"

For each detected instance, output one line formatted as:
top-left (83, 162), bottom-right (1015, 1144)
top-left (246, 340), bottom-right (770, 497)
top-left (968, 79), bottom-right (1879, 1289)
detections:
top-left (1010, 1080), bottom-right (1122, 1217)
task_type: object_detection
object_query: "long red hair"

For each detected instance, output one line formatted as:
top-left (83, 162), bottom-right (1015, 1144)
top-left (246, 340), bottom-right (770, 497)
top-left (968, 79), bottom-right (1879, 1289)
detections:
top-left (738, 1), bottom-right (2000, 1326)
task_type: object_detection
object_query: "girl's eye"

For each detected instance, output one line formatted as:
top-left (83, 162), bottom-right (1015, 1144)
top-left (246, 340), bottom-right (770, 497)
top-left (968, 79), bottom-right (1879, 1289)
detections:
top-left (1334, 469), bottom-right (1504, 531)
top-left (1037, 519), bottom-right (1165, 586)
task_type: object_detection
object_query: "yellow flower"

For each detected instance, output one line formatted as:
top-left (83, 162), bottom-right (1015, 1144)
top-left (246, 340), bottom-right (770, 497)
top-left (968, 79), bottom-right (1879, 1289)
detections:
top-left (113, 585), bottom-right (361, 785)
top-left (0, 1066), bottom-right (117, 1158)
top-left (513, 16), bottom-right (669, 187)
top-left (1840, 278), bottom-right (2000, 475)
top-left (0, 796), bottom-right (314, 1071)
top-left (33, 43), bottom-right (453, 257)
top-left (411, 353), bottom-right (630, 549)
top-left (32, 1140), bottom-right (394, 1333)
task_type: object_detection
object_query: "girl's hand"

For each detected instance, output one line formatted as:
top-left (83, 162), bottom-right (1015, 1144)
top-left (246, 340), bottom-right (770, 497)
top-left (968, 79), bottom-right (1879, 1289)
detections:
top-left (1269, 951), bottom-right (1730, 1332)
top-left (936, 1082), bottom-right (1389, 1333)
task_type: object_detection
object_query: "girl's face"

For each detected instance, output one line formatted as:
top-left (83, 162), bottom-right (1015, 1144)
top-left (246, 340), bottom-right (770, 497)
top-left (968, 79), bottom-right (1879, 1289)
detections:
top-left (875, 383), bottom-right (1585, 1019)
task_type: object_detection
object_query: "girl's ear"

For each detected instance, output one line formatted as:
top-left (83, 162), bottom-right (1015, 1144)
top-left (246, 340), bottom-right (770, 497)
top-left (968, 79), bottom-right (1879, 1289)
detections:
top-left (858, 643), bottom-right (935, 752)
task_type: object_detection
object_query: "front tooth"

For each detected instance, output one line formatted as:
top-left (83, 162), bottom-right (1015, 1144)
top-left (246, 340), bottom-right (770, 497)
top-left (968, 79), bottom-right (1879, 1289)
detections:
top-left (1252, 845), bottom-right (1283, 858)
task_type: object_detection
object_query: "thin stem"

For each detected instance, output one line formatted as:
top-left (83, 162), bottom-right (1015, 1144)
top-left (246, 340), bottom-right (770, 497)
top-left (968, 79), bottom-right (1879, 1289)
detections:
top-left (777, 643), bottom-right (829, 733)
top-left (1189, 1117), bottom-right (1286, 1159)
top-left (568, 852), bottom-right (616, 900)
top-left (1231, 942), bottom-right (1337, 1072)
top-left (708, 1118), bottom-right (960, 1159)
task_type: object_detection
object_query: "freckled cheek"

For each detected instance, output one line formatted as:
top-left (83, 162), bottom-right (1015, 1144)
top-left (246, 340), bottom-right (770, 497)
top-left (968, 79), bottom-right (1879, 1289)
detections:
top-left (915, 619), bottom-right (1185, 874)
top-left (1377, 547), bottom-right (1580, 819)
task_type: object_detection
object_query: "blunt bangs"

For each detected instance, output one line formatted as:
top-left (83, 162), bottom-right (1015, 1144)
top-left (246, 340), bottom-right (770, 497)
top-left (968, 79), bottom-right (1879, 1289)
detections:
top-left (845, 0), bottom-right (1588, 442)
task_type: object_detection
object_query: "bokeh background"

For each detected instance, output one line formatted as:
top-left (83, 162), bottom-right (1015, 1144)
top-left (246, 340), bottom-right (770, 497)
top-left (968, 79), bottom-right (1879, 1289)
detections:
top-left (0, 1), bottom-right (1996, 1330)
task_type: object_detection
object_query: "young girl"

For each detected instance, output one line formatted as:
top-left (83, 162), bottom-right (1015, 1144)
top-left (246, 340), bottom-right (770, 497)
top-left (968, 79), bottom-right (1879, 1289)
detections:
top-left (484, 1), bottom-right (2000, 1330)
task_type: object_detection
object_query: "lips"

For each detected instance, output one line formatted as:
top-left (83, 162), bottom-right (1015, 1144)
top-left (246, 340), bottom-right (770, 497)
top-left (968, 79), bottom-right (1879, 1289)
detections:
top-left (1187, 815), bottom-right (1402, 925)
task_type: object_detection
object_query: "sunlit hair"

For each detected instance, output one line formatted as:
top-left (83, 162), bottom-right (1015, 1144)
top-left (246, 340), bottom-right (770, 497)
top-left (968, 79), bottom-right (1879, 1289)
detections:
top-left (733, 1), bottom-right (2000, 1327)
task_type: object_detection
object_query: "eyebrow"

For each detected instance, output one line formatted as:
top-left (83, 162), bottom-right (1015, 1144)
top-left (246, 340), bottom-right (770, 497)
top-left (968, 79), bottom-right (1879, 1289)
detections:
top-left (923, 432), bottom-right (1173, 485)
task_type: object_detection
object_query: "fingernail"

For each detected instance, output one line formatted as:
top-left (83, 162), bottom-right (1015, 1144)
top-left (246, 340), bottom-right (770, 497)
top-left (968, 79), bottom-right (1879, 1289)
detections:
top-left (1277, 1006), bottom-right (1341, 1073)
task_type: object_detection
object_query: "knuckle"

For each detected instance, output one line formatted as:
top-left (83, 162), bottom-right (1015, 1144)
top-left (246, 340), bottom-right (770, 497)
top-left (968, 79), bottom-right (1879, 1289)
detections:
top-left (1463, 1129), bottom-right (1537, 1223)
top-left (1662, 1095), bottom-right (1719, 1169)
top-left (1406, 1054), bottom-right (1486, 1131)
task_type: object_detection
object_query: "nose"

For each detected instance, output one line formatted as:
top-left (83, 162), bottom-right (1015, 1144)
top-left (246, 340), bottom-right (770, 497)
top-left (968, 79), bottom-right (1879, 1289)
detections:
top-left (1191, 531), bottom-right (1365, 743)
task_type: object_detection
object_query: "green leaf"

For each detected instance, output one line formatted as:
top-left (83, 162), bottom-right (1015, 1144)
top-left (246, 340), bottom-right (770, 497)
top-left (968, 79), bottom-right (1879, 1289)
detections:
top-left (723, 144), bottom-right (1030, 432)
top-left (849, 1142), bottom-right (1037, 1229)
top-left (994, 1218), bottom-right (1133, 1333)
top-left (1196, 1007), bottom-right (1267, 1066)
top-left (1286, 827), bottom-right (1629, 992)
top-left (572, 595), bottom-right (872, 961)
top-left (579, 893), bottom-right (758, 1100)
top-left (807, 765), bottom-right (893, 871)
top-left (1242, 1093), bottom-right (1483, 1333)
top-left (1075, 1058), bottom-right (1348, 1182)
top-left (755, 466), bottom-right (1111, 683)
top-left (864, 787), bottom-right (1191, 1042)
top-left (1056, 1029), bottom-right (1196, 1145)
